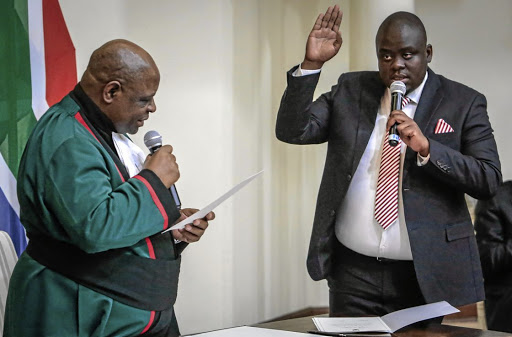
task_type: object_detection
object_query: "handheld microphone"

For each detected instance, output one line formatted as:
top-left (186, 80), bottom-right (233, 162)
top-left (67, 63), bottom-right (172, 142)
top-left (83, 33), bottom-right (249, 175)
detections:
top-left (388, 80), bottom-right (406, 147)
top-left (144, 130), bottom-right (181, 210)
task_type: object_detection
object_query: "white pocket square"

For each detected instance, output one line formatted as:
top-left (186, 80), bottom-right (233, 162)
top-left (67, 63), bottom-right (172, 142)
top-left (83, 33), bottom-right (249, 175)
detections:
top-left (434, 119), bottom-right (454, 134)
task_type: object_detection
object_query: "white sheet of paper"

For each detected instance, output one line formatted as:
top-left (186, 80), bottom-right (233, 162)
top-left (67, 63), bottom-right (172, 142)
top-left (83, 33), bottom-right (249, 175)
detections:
top-left (313, 317), bottom-right (390, 333)
top-left (188, 326), bottom-right (318, 336)
top-left (381, 300), bottom-right (459, 332)
top-left (312, 301), bottom-right (459, 333)
top-left (162, 171), bottom-right (263, 234)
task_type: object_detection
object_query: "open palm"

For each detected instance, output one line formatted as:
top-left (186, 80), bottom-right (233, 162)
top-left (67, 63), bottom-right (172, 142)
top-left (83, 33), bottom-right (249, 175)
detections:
top-left (303, 5), bottom-right (343, 69)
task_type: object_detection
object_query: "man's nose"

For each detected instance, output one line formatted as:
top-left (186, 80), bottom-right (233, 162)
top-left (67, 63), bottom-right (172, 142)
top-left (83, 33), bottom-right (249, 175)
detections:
top-left (391, 57), bottom-right (405, 70)
top-left (148, 98), bottom-right (157, 113)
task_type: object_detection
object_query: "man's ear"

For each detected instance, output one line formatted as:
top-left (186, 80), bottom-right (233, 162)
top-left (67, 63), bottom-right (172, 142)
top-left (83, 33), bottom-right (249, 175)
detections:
top-left (426, 44), bottom-right (433, 63)
top-left (103, 81), bottom-right (121, 103)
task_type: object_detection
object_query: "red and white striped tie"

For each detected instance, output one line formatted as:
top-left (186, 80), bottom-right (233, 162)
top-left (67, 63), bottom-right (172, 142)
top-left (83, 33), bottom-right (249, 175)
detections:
top-left (374, 96), bottom-right (410, 229)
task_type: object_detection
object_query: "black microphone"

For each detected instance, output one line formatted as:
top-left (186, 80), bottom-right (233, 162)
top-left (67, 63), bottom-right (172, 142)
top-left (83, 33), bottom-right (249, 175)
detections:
top-left (388, 80), bottom-right (406, 147)
top-left (144, 130), bottom-right (181, 210)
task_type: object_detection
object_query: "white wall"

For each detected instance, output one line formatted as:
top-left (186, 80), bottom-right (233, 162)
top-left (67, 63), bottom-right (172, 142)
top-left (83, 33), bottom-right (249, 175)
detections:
top-left (415, 0), bottom-right (512, 180)
top-left (58, 0), bottom-right (512, 334)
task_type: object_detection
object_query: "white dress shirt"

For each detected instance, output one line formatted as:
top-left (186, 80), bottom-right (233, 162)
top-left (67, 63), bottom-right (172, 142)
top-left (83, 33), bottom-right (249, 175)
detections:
top-left (293, 65), bottom-right (429, 260)
top-left (112, 133), bottom-right (146, 177)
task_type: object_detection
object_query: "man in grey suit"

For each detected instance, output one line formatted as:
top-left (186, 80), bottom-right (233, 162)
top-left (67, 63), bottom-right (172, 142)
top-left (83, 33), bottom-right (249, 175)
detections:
top-left (276, 6), bottom-right (501, 317)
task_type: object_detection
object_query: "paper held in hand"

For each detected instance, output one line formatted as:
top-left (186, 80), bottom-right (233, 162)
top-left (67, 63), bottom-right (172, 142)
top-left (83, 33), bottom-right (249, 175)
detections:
top-left (188, 326), bottom-right (320, 336)
top-left (161, 170), bottom-right (263, 234)
top-left (312, 301), bottom-right (459, 334)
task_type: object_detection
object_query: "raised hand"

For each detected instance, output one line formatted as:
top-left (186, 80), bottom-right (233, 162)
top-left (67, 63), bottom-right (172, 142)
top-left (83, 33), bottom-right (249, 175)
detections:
top-left (302, 5), bottom-right (343, 70)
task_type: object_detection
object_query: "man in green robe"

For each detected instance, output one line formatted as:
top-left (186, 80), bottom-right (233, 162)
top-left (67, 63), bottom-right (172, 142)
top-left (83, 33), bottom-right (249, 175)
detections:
top-left (4, 39), bottom-right (214, 337)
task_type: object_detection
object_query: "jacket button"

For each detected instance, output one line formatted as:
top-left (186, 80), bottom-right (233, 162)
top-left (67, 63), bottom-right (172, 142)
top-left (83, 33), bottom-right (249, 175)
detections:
top-left (329, 210), bottom-right (336, 217)
top-left (347, 174), bottom-right (352, 181)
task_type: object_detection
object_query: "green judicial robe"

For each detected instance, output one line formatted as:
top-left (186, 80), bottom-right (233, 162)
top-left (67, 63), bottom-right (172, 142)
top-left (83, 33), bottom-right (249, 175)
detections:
top-left (4, 85), bottom-right (183, 336)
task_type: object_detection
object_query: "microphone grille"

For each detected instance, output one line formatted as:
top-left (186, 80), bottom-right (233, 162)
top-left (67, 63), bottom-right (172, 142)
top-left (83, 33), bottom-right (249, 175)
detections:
top-left (144, 130), bottom-right (162, 149)
top-left (390, 81), bottom-right (406, 95)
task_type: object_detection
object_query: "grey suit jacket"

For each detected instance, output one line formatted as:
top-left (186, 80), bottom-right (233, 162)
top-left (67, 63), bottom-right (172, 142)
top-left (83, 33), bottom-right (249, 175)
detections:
top-left (276, 66), bottom-right (502, 307)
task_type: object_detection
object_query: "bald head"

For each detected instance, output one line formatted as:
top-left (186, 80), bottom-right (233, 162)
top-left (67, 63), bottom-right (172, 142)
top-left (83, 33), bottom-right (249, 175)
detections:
top-left (81, 39), bottom-right (159, 92)
top-left (375, 12), bottom-right (432, 93)
top-left (376, 12), bottom-right (427, 49)
top-left (80, 39), bottom-right (160, 134)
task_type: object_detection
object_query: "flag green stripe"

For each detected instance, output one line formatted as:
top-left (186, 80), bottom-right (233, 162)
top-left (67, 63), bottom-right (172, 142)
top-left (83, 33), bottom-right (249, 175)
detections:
top-left (0, 0), bottom-right (37, 178)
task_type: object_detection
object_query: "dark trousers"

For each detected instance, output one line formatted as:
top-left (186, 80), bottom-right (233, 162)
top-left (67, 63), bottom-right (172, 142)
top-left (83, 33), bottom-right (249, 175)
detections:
top-left (485, 286), bottom-right (512, 333)
top-left (328, 241), bottom-right (443, 325)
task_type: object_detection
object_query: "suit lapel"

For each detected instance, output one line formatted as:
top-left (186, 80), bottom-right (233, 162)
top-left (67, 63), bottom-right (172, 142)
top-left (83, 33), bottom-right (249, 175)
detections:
top-left (352, 73), bottom-right (386, 173)
top-left (405, 69), bottom-right (444, 164)
top-left (413, 68), bottom-right (443, 135)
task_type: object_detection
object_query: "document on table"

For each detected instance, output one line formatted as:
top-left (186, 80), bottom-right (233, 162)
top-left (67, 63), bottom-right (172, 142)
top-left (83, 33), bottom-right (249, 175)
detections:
top-left (188, 326), bottom-right (318, 336)
top-left (162, 170), bottom-right (263, 234)
top-left (312, 301), bottom-right (459, 334)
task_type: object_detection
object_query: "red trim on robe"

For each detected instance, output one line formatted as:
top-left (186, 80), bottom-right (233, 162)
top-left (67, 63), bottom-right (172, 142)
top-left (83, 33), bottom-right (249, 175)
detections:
top-left (140, 310), bottom-right (155, 334)
top-left (74, 112), bottom-right (125, 182)
top-left (135, 176), bottom-right (163, 335)
top-left (144, 237), bottom-right (156, 260)
top-left (74, 112), bottom-right (158, 334)
top-left (133, 175), bottom-right (169, 230)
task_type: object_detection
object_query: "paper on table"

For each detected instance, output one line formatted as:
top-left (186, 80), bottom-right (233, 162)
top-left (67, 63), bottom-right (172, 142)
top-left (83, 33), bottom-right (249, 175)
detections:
top-left (188, 326), bottom-right (318, 336)
top-left (381, 300), bottom-right (459, 332)
top-left (313, 317), bottom-right (391, 334)
top-left (312, 301), bottom-right (459, 333)
top-left (162, 171), bottom-right (263, 234)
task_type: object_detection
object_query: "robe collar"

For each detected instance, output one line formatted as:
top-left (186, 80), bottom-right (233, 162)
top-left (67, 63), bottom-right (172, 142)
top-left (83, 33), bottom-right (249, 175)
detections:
top-left (70, 83), bottom-right (117, 153)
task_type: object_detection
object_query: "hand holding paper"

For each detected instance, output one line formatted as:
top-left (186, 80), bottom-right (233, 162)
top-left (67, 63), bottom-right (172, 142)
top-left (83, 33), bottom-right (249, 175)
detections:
top-left (171, 208), bottom-right (214, 243)
top-left (162, 171), bottom-right (263, 234)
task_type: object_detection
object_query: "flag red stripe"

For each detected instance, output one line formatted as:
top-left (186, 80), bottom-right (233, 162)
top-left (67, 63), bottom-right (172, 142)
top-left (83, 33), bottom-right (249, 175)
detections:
top-left (42, 0), bottom-right (77, 106)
